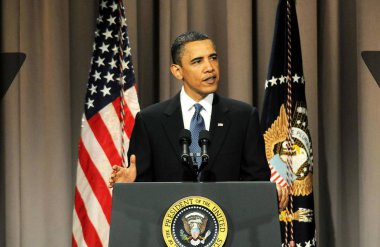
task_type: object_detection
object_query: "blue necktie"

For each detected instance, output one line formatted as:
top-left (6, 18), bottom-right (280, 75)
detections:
top-left (189, 103), bottom-right (205, 166)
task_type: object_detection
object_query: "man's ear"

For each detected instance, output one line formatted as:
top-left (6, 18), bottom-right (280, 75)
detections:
top-left (170, 64), bottom-right (183, 80)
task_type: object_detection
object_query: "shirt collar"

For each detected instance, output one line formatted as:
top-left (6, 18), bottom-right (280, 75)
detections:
top-left (180, 87), bottom-right (213, 114)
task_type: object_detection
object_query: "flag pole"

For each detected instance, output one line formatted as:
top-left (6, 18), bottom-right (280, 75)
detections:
top-left (117, 0), bottom-right (127, 168)
top-left (285, 0), bottom-right (295, 245)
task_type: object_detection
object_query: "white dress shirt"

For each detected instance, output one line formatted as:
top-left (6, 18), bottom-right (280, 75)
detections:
top-left (180, 87), bottom-right (213, 131)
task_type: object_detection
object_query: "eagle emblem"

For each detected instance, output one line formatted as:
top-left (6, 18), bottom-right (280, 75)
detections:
top-left (180, 212), bottom-right (211, 246)
top-left (263, 103), bottom-right (314, 196)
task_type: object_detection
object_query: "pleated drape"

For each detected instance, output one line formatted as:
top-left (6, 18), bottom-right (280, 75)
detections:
top-left (1, 0), bottom-right (379, 246)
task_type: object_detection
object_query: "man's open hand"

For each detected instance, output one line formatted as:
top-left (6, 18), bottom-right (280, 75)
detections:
top-left (108, 154), bottom-right (137, 188)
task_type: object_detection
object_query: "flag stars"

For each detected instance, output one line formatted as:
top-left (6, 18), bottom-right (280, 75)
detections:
top-left (96, 15), bottom-right (103, 23)
top-left (312, 237), bottom-right (316, 246)
top-left (265, 75), bottom-right (291, 88)
top-left (112, 44), bottom-right (119, 54)
top-left (116, 32), bottom-right (126, 42)
top-left (125, 46), bottom-right (131, 57)
top-left (92, 70), bottom-right (101, 81)
top-left (305, 240), bottom-right (312, 247)
top-left (117, 75), bottom-right (126, 85)
top-left (100, 0), bottom-right (107, 9)
top-left (110, 2), bottom-right (118, 12)
top-left (94, 56), bottom-right (105, 67)
top-left (269, 76), bottom-right (278, 86)
top-left (297, 106), bottom-right (306, 114)
top-left (293, 73), bottom-right (300, 83)
top-left (296, 244), bottom-right (302, 247)
top-left (85, 98), bottom-right (94, 109)
top-left (265, 80), bottom-right (269, 89)
top-left (109, 58), bottom-right (117, 69)
top-left (99, 42), bottom-right (109, 53)
top-left (121, 18), bottom-right (127, 27)
top-left (107, 16), bottom-right (116, 26)
top-left (104, 72), bottom-right (114, 83)
top-left (103, 28), bottom-right (113, 40)
top-left (122, 60), bottom-right (130, 70)
top-left (89, 84), bottom-right (97, 95)
top-left (100, 85), bottom-right (111, 97)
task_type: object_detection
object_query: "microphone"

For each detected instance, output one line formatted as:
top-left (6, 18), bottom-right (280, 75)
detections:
top-left (198, 130), bottom-right (211, 170)
top-left (179, 129), bottom-right (198, 180)
top-left (178, 129), bottom-right (192, 164)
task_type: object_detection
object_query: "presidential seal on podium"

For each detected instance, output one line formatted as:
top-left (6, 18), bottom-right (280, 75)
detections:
top-left (162, 196), bottom-right (228, 247)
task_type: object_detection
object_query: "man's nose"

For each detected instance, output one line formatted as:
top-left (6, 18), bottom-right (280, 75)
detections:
top-left (203, 59), bottom-right (214, 72)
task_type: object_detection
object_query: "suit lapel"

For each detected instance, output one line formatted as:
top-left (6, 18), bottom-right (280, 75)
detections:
top-left (162, 93), bottom-right (184, 157)
top-left (208, 94), bottom-right (230, 169)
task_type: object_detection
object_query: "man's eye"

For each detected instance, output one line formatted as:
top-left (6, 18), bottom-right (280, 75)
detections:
top-left (210, 55), bottom-right (218, 60)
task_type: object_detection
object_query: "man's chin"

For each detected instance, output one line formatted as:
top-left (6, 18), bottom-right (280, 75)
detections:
top-left (200, 89), bottom-right (217, 98)
top-left (203, 83), bottom-right (218, 93)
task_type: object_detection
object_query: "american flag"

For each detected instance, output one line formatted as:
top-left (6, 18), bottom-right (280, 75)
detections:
top-left (72, 0), bottom-right (140, 246)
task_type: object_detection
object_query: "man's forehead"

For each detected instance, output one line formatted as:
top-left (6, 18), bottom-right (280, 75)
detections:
top-left (182, 40), bottom-right (216, 58)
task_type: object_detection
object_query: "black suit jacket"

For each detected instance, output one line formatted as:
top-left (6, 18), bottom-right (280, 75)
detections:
top-left (128, 93), bottom-right (270, 182)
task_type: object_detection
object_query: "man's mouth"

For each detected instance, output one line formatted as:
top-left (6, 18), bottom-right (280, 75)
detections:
top-left (203, 76), bottom-right (217, 83)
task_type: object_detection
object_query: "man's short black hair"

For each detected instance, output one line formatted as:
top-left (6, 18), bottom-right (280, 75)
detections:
top-left (171, 31), bottom-right (211, 65)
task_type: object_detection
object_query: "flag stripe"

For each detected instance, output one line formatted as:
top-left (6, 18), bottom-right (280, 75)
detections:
top-left (72, 234), bottom-right (78, 247)
top-left (72, 210), bottom-right (87, 247)
top-left (98, 88), bottom-right (138, 151)
top-left (74, 188), bottom-right (103, 247)
top-left (123, 100), bottom-right (136, 138)
top-left (98, 103), bottom-right (124, 159)
top-left (87, 112), bottom-right (122, 166)
top-left (114, 99), bottom-right (135, 138)
top-left (81, 119), bottom-right (114, 183)
top-left (78, 138), bottom-right (113, 223)
top-left (76, 164), bottom-right (110, 246)
top-left (126, 86), bottom-right (140, 117)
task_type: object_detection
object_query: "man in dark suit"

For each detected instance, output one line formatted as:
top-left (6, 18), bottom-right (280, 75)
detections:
top-left (109, 31), bottom-right (288, 207)
top-left (128, 92), bottom-right (269, 182)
